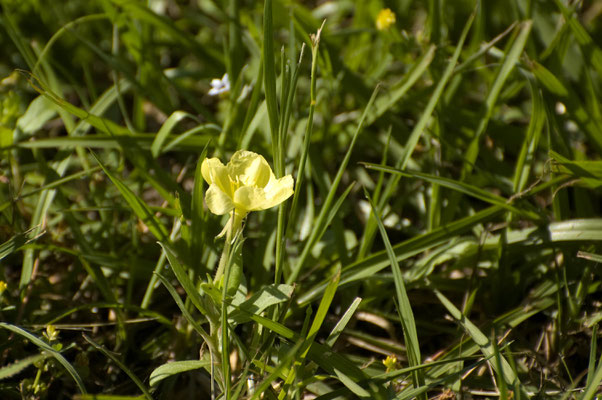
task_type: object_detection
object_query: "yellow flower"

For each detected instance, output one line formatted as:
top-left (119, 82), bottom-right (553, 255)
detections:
top-left (383, 354), bottom-right (398, 372)
top-left (45, 325), bottom-right (59, 341)
top-left (0, 281), bottom-right (6, 295)
top-left (376, 8), bottom-right (396, 31)
top-left (202, 150), bottom-right (294, 239)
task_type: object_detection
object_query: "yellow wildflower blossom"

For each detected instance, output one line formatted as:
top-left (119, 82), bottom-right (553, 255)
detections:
top-left (202, 150), bottom-right (294, 239)
top-left (45, 325), bottom-right (59, 341)
top-left (0, 281), bottom-right (6, 295)
top-left (376, 8), bottom-right (396, 31)
top-left (383, 354), bottom-right (398, 372)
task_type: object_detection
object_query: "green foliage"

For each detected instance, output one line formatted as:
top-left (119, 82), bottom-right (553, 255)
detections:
top-left (1, 0), bottom-right (602, 398)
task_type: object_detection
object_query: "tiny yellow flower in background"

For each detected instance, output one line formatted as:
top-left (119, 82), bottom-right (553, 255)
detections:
top-left (376, 8), bottom-right (396, 31)
top-left (0, 281), bottom-right (7, 296)
top-left (383, 354), bottom-right (398, 372)
top-left (202, 150), bottom-right (294, 239)
top-left (45, 325), bottom-right (59, 341)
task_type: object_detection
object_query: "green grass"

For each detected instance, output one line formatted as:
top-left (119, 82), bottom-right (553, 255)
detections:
top-left (1, 0), bottom-right (602, 398)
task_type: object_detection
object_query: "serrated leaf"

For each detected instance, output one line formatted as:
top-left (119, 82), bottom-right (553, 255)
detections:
top-left (0, 354), bottom-right (48, 380)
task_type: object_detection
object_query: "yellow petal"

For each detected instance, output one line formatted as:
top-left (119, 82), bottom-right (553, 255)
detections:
top-left (260, 175), bottom-right (294, 210)
top-left (228, 150), bottom-right (271, 187)
top-left (205, 183), bottom-right (234, 215)
top-left (201, 158), bottom-right (233, 196)
top-left (234, 186), bottom-right (267, 212)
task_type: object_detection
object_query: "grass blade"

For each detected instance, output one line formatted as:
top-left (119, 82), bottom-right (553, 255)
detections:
top-left (287, 86), bottom-right (380, 284)
top-left (82, 334), bottom-right (152, 400)
top-left (433, 289), bottom-right (529, 398)
top-left (93, 153), bottom-right (169, 242)
top-left (0, 323), bottom-right (87, 394)
top-left (366, 189), bottom-right (425, 396)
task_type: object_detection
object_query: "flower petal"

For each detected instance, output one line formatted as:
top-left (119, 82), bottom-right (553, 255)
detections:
top-left (228, 150), bottom-right (271, 188)
top-left (261, 175), bottom-right (294, 210)
top-left (234, 186), bottom-right (267, 212)
top-left (205, 183), bottom-right (234, 215)
top-left (201, 158), bottom-right (233, 196)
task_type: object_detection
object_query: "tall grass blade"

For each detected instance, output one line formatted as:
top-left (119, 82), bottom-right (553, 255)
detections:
top-left (287, 86), bottom-right (380, 284)
top-left (366, 189), bottom-right (425, 396)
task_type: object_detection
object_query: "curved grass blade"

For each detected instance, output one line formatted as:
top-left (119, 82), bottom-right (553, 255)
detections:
top-left (150, 111), bottom-right (199, 158)
top-left (0, 322), bottom-right (87, 394)
top-left (92, 153), bottom-right (169, 242)
top-left (363, 163), bottom-right (541, 220)
top-left (158, 242), bottom-right (210, 314)
top-left (432, 289), bottom-right (529, 398)
top-left (13, 134), bottom-right (210, 152)
top-left (298, 205), bottom-right (504, 306)
top-left (82, 334), bottom-right (152, 400)
top-left (153, 273), bottom-right (214, 349)
top-left (366, 44), bottom-right (436, 125)
top-left (20, 70), bottom-right (131, 136)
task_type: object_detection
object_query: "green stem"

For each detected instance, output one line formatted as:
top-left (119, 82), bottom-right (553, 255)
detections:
top-left (214, 211), bottom-right (244, 284)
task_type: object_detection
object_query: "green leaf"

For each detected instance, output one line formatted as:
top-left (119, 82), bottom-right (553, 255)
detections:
top-left (549, 219), bottom-right (602, 241)
top-left (513, 78), bottom-right (545, 193)
top-left (0, 354), bottom-right (48, 380)
top-left (14, 134), bottom-right (210, 152)
top-left (229, 284), bottom-right (294, 324)
top-left (305, 269), bottom-right (340, 356)
top-left (15, 95), bottom-right (57, 137)
top-left (433, 290), bottom-right (529, 398)
top-left (325, 297), bottom-right (361, 347)
top-left (149, 360), bottom-right (211, 387)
